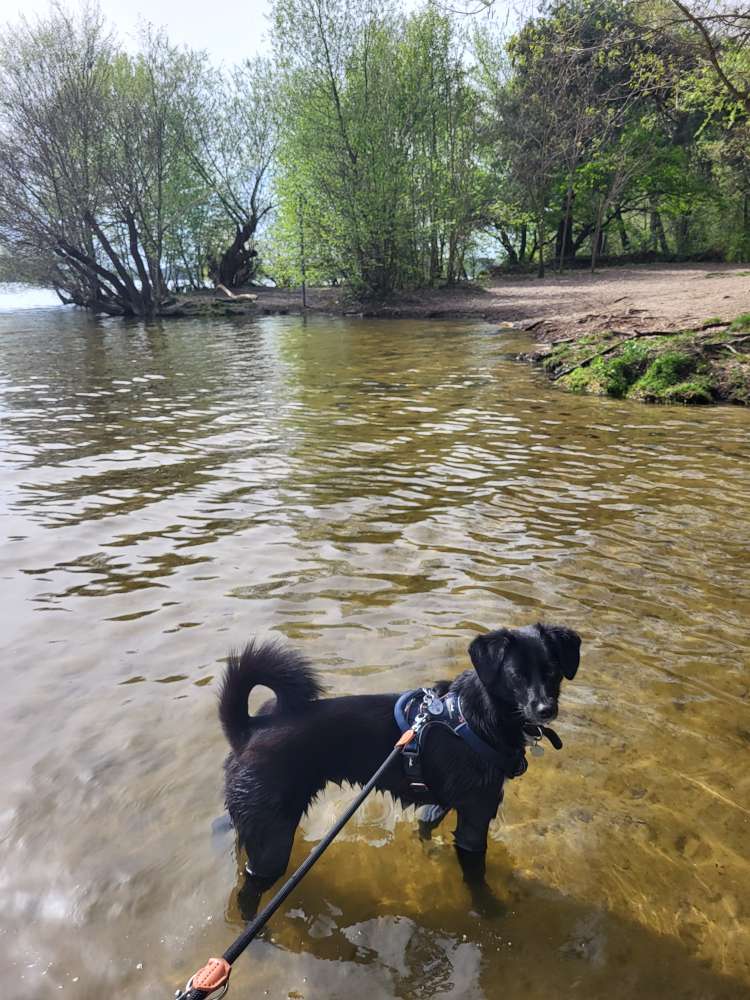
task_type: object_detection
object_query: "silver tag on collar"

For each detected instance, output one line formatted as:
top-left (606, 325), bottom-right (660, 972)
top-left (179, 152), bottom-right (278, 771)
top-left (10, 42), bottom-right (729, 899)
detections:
top-left (524, 725), bottom-right (543, 746)
top-left (530, 744), bottom-right (545, 757)
top-left (427, 697), bottom-right (444, 715)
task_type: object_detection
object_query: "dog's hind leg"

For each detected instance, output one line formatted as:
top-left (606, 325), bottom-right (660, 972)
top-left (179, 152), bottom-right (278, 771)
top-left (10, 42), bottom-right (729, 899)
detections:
top-left (243, 811), bottom-right (301, 883)
top-left (417, 803), bottom-right (449, 840)
top-left (236, 870), bottom-right (278, 921)
top-left (237, 813), bottom-right (301, 921)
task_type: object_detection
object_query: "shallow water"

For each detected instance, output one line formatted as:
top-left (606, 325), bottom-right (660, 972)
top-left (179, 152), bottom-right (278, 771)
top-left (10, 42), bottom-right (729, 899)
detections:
top-left (1, 308), bottom-right (749, 1000)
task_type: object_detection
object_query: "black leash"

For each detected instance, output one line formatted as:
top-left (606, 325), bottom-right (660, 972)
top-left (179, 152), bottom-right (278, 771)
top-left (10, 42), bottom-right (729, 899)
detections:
top-left (175, 732), bottom-right (414, 1000)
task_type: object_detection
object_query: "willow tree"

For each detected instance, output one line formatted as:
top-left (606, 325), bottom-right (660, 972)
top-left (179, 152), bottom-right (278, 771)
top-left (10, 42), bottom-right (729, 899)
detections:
top-left (271, 0), bottom-right (485, 295)
top-left (272, 0), bottom-right (409, 295)
top-left (183, 58), bottom-right (279, 288)
top-left (401, 7), bottom-right (484, 284)
top-left (0, 6), bottom-right (119, 309)
top-left (0, 6), bottom-right (207, 316)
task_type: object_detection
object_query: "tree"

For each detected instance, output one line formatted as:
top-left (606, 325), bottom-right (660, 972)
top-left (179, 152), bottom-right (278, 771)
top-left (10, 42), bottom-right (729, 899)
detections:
top-left (0, 4), bottom-right (122, 311)
top-left (0, 5), bottom-right (201, 316)
top-left (271, 0), bottom-right (485, 295)
top-left (666, 0), bottom-right (750, 111)
top-left (184, 58), bottom-right (279, 288)
top-left (478, 19), bottom-right (578, 276)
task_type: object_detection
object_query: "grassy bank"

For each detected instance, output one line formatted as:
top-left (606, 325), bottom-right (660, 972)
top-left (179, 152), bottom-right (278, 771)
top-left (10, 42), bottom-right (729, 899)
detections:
top-left (535, 315), bottom-right (750, 405)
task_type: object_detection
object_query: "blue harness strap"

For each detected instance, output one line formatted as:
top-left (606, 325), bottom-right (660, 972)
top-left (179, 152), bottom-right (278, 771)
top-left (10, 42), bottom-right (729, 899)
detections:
top-left (454, 720), bottom-right (507, 764)
top-left (394, 688), bottom-right (527, 780)
top-left (394, 689), bottom-right (418, 733)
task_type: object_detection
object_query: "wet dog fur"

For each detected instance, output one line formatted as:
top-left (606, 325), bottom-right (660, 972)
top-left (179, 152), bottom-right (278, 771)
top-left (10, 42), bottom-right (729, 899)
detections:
top-left (220, 623), bottom-right (580, 909)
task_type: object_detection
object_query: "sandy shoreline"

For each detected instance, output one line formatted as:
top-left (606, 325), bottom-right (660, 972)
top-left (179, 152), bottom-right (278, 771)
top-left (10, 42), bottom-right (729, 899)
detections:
top-left (228, 263), bottom-right (750, 336)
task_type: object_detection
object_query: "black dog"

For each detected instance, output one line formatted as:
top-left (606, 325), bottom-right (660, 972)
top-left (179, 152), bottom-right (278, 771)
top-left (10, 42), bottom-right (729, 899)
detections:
top-left (220, 623), bottom-right (580, 907)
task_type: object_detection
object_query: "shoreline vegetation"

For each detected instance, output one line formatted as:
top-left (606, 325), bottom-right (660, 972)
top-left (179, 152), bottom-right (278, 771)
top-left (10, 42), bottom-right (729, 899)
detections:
top-left (1, 2), bottom-right (750, 321)
top-left (532, 316), bottom-right (750, 406)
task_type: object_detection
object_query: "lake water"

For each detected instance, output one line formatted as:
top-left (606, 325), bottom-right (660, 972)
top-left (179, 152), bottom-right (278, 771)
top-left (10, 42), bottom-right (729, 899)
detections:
top-left (1, 303), bottom-right (749, 1000)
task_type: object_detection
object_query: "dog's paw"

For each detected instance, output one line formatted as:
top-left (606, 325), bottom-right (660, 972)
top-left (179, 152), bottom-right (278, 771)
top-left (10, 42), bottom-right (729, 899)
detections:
top-left (468, 890), bottom-right (507, 920)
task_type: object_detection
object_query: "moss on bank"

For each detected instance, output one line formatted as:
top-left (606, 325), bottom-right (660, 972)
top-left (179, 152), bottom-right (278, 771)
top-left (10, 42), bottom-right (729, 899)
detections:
top-left (538, 320), bottom-right (750, 405)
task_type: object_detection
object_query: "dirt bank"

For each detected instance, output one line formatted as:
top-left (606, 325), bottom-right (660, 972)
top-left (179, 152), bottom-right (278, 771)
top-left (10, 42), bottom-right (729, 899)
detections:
top-left (243, 263), bottom-right (750, 325)
top-left (504, 264), bottom-right (750, 406)
top-left (175, 263), bottom-right (748, 325)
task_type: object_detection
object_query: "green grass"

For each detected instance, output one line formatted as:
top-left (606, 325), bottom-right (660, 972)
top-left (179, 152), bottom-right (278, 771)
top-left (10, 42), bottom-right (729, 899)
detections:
top-left (585, 340), bottom-right (651, 397)
top-left (554, 338), bottom-right (717, 404)
top-left (729, 312), bottom-right (750, 332)
top-left (631, 351), bottom-right (698, 399)
top-left (563, 366), bottom-right (595, 393)
top-left (632, 352), bottom-right (713, 402)
top-left (662, 376), bottom-right (714, 403)
top-left (542, 321), bottom-right (750, 404)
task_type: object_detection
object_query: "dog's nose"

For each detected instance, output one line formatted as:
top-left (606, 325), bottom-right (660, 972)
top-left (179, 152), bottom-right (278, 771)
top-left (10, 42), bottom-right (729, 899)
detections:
top-left (536, 703), bottom-right (556, 720)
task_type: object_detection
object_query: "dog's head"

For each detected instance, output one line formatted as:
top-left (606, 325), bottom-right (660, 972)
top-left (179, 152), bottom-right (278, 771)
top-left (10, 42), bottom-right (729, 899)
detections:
top-left (468, 623), bottom-right (580, 724)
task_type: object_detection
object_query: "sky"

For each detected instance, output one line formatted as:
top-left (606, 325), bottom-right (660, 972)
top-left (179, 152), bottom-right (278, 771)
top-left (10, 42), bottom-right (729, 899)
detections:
top-left (2, 0), bottom-right (515, 64)
top-left (2, 0), bottom-right (275, 65)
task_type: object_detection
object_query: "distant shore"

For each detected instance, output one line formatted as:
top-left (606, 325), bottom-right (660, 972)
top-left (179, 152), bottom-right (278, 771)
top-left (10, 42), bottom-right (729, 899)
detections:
top-left (173, 262), bottom-right (750, 328)
top-left (188, 262), bottom-right (750, 405)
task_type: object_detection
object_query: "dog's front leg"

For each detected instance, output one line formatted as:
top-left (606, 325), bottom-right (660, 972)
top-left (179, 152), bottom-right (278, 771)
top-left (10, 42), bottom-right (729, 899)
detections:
top-left (454, 844), bottom-right (487, 884)
top-left (453, 806), bottom-right (491, 854)
top-left (453, 807), bottom-right (505, 917)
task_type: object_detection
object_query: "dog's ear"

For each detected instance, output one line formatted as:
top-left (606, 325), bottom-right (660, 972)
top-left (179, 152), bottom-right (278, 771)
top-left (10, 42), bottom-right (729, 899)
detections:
top-left (541, 624), bottom-right (581, 680)
top-left (469, 630), bottom-right (513, 690)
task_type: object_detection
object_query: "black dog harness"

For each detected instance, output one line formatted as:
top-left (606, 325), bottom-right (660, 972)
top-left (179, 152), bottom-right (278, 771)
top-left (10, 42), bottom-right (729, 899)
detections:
top-left (394, 688), bottom-right (562, 793)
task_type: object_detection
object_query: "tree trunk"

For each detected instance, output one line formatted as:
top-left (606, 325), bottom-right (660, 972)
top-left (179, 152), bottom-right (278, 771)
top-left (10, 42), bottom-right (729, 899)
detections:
top-left (498, 227), bottom-right (518, 264)
top-left (616, 206), bottom-right (629, 251)
top-left (519, 224), bottom-right (527, 262)
top-left (446, 231), bottom-right (458, 284)
top-left (591, 196), bottom-right (606, 274)
top-left (429, 226), bottom-right (439, 284)
top-left (537, 215), bottom-right (546, 278)
top-left (649, 198), bottom-right (669, 255)
top-left (218, 220), bottom-right (258, 288)
top-left (675, 213), bottom-right (691, 256)
top-left (556, 187), bottom-right (575, 272)
top-left (655, 212), bottom-right (669, 255)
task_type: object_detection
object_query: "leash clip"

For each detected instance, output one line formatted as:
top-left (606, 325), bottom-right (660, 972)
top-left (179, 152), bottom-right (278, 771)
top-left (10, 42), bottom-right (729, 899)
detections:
top-left (411, 707), bottom-right (430, 734)
top-left (176, 980), bottom-right (229, 1000)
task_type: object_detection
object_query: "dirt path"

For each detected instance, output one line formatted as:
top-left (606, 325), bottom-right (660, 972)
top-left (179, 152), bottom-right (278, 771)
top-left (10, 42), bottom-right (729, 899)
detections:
top-left (246, 263), bottom-right (750, 334)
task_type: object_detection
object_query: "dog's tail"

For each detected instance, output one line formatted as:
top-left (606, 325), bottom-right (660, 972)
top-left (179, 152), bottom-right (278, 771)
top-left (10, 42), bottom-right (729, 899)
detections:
top-left (219, 639), bottom-right (324, 753)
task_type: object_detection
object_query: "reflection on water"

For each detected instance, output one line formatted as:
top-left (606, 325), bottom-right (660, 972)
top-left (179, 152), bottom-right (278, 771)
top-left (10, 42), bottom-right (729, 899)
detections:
top-left (1, 310), bottom-right (749, 1000)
